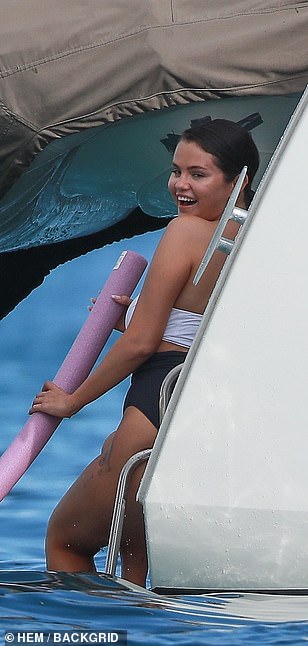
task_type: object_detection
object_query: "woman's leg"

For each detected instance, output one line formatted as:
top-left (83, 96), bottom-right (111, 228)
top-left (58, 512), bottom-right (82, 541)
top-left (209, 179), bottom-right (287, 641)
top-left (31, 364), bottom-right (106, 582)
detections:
top-left (45, 406), bottom-right (157, 585)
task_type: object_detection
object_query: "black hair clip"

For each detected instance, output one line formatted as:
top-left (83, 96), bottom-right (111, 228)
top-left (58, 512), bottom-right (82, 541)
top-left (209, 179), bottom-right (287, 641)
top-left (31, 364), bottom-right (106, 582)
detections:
top-left (161, 111), bottom-right (263, 153)
top-left (237, 112), bottom-right (263, 131)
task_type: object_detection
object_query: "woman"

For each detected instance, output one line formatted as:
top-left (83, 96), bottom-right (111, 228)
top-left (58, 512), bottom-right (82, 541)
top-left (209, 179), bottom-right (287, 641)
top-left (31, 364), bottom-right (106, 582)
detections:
top-left (30, 119), bottom-right (259, 587)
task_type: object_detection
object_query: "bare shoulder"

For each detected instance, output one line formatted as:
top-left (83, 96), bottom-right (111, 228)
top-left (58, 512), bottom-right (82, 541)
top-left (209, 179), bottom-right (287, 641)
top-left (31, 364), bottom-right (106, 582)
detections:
top-left (168, 214), bottom-right (213, 233)
top-left (149, 215), bottom-right (215, 278)
top-left (163, 214), bottom-right (215, 247)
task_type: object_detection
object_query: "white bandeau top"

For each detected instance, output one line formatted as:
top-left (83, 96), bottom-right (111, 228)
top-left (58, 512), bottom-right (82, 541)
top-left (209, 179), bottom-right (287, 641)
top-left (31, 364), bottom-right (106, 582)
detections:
top-left (125, 296), bottom-right (202, 349)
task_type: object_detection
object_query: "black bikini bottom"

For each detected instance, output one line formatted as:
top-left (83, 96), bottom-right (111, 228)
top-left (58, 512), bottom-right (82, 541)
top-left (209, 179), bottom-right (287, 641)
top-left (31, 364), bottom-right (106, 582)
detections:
top-left (123, 351), bottom-right (187, 428)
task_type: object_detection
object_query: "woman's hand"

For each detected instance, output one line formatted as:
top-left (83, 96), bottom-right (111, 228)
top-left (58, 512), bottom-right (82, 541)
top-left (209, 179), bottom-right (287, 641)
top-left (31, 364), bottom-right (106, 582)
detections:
top-left (29, 381), bottom-right (77, 418)
top-left (88, 294), bottom-right (132, 332)
top-left (111, 294), bottom-right (132, 307)
top-left (111, 294), bottom-right (132, 332)
top-left (88, 297), bottom-right (97, 312)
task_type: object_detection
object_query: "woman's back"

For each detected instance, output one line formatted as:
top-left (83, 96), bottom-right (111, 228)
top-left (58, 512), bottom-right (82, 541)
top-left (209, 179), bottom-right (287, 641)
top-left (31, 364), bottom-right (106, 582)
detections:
top-left (170, 213), bottom-right (240, 316)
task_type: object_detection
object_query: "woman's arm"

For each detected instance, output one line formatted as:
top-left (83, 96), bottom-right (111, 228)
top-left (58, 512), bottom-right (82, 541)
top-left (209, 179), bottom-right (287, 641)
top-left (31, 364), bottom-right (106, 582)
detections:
top-left (29, 218), bottom-right (196, 418)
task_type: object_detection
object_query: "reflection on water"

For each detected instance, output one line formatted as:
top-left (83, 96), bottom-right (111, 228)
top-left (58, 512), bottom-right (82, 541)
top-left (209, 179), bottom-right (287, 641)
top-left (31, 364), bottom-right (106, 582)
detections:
top-left (1, 570), bottom-right (308, 645)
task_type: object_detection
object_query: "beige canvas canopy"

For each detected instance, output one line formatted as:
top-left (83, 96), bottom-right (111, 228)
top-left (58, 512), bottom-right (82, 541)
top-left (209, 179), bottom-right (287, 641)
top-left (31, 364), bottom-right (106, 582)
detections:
top-left (1, 0), bottom-right (308, 196)
top-left (0, 0), bottom-right (308, 316)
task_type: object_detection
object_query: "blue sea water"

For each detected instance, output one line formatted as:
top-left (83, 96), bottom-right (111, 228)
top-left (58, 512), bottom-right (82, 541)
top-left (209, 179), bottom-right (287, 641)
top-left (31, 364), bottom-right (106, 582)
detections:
top-left (1, 231), bottom-right (308, 645)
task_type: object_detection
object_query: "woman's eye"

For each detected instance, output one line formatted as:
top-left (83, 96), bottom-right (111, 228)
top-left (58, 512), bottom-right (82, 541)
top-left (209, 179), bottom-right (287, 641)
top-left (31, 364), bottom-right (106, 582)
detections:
top-left (171, 168), bottom-right (180, 176)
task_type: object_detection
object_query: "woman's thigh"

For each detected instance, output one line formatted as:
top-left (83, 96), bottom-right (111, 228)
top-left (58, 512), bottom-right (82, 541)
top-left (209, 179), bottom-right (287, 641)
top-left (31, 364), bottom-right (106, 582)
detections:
top-left (47, 407), bottom-right (157, 555)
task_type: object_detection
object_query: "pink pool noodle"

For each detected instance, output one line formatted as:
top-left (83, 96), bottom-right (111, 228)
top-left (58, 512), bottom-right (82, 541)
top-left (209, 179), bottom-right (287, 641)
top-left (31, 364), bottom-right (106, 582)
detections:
top-left (0, 250), bottom-right (147, 501)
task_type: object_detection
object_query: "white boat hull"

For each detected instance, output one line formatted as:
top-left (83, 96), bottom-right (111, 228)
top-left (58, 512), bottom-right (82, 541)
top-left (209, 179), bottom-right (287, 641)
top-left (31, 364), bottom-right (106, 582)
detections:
top-left (139, 88), bottom-right (308, 592)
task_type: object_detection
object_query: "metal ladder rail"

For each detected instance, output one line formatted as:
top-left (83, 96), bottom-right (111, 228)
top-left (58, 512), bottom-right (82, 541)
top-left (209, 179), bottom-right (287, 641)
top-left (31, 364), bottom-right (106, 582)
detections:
top-left (104, 364), bottom-right (183, 577)
top-left (158, 363), bottom-right (183, 424)
top-left (194, 166), bottom-right (248, 285)
top-left (104, 449), bottom-right (152, 577)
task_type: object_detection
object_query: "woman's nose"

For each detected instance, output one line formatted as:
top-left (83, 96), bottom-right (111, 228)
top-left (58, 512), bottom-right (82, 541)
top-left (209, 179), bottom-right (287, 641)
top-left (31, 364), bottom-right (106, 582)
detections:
top-left (175, 174), bottom-right (190, 191)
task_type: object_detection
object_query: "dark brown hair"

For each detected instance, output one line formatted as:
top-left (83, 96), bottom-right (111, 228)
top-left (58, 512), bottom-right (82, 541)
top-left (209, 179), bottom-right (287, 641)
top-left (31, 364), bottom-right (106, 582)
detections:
top-left (181, 119), bottom-right (260, 208)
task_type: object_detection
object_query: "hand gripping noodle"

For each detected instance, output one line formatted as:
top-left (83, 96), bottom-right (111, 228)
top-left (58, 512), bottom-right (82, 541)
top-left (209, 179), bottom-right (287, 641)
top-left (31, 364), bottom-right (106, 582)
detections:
top-left (0, 250), bottom-right (147, 501)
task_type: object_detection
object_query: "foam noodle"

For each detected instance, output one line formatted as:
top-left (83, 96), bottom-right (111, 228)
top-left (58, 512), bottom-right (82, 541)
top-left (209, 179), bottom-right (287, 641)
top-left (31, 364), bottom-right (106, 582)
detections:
top-left (0, 250), bottom-right (147, 501)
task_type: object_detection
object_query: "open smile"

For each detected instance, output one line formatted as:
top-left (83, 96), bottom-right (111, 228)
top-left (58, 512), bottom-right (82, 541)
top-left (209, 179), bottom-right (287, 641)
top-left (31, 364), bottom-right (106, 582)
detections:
top-left (177, 195), bottom-right (197, 206)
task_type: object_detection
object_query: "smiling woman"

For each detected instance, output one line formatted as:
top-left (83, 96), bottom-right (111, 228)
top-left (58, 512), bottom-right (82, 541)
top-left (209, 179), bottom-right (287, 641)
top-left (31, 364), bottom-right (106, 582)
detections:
top-left (169, 119), bottom-right (259, 220)
top-left (169, 145), bottom-right (238, 221)
top-left (29, 119), bottom-right (259, 588)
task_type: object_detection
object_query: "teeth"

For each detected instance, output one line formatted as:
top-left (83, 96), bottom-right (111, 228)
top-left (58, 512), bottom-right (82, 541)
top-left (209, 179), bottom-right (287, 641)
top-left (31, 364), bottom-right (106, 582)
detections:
top-left (177, 196), bottom-right (196, 203)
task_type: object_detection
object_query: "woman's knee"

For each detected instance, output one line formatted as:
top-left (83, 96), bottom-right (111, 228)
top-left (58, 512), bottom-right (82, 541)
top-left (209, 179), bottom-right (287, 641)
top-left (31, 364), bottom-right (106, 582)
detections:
top-left (45, 503), bottom-right (71, 551)
top-left (45, 509), bottom-right (69, 564)
top-left (46, 502), bottom-right (105, 562)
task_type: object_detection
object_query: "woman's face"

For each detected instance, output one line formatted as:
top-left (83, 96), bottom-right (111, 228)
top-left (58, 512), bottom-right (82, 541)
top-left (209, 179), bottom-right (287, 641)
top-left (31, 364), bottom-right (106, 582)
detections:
top-left (168, 140), bottom-right (235, 222)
